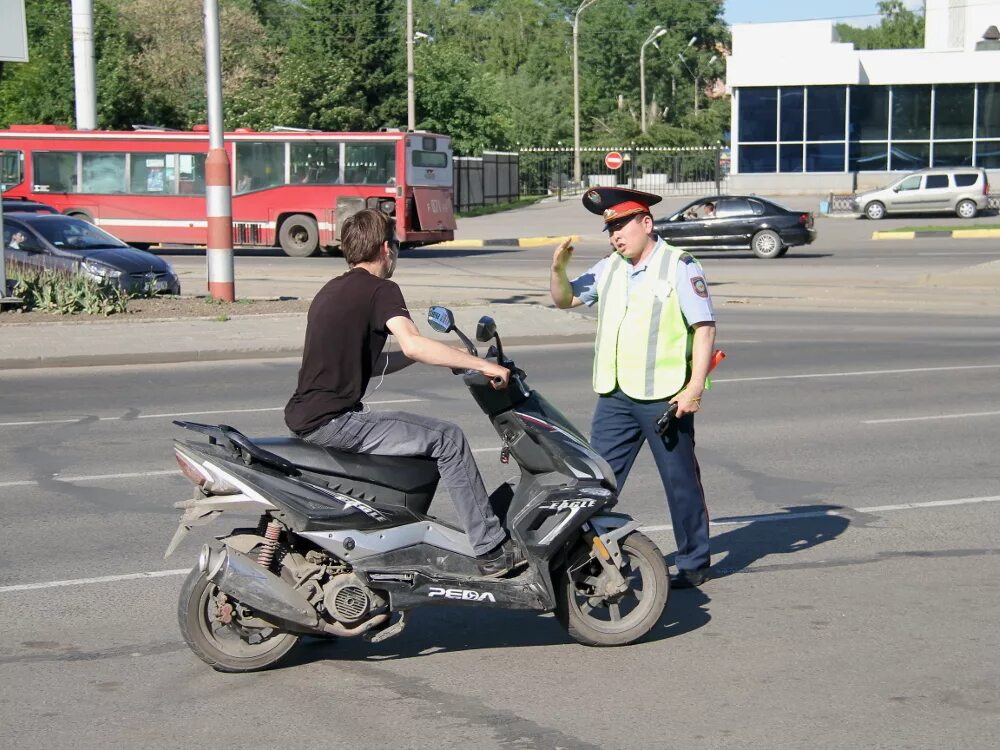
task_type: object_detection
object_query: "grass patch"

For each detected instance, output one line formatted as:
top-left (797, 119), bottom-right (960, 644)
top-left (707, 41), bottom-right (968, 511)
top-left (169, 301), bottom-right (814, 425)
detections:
top-left (878, 224), bottom-right (1000, 233)
top-left (456, 195), bottom-right (547, 218)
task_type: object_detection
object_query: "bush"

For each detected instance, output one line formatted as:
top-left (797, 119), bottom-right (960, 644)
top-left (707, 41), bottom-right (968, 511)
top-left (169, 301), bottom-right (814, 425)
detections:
top-left (7, 264), bottom-right (131, 315)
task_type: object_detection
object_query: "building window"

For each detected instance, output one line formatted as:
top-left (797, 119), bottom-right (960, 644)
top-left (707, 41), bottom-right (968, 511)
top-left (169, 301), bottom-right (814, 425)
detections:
top-left (849, 142), bottom-right (888, 171)
top-left (889, 142), bottom-right (930, 170)
top-left (978, 84), bottom-right (1000, 138)
top-left (934, 84), bottom-right (974, 139)
top-left (892, 85), bottom-right (931, 140)
top-left (779, 144), bottom-right (803, 172)
top-left (806, 87), bottom-right (846, 141)
top-left (932, 141), bottom-right (973, 167)
top-left (976, 140), bottom-right (1000, 169)
top-left (850, 86), bottom-right (889, 141)
top-left (806, 143), bottom-right (844, 172)
top-left (780, 88), bottom-right (804, 141)
top-left (739, 88), bottom-right (778, 142)
top-left (738, 144), bottom-right (776, 173)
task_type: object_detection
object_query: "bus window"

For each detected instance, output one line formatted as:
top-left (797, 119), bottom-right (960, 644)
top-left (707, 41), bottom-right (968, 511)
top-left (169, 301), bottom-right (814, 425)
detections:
top-left (82, 153), bottom-right (127, 193)
top-left (130, 153), bottom-right (179, 195)
top-left (178, 154), bottom-right (205, 195)
top-left (290, 141), bottom-right (341, 184)
top-left (235, 141), bottom-right (284, 193)
top-left (412, 151), bottom-right (448, 168)
top-left (33, 152), bottom-right (79, 193)
top-left (344, 143), bottom-right (395, 185)
top-left (1, 149), bottom-right (24, 190)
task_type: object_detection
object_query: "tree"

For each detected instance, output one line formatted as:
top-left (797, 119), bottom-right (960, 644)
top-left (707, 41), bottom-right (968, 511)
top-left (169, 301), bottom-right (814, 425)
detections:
top-left (836, 1), bottom-right (924, 50)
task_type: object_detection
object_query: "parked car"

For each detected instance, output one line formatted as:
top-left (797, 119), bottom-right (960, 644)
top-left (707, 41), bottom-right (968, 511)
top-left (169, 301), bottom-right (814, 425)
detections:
top-left (653, 195), bottom-right (816, 259)
top-left (2, 213), bottom-right (180, 294)
top-left (2, 198), bottom-right (59, 214)
top-left (851, 167), bottom-right (990, 220)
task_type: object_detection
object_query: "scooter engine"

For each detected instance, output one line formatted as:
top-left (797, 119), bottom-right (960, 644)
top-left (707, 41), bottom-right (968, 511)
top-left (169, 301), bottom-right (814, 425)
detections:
top-left (322, 573), bottom-right (382, 626)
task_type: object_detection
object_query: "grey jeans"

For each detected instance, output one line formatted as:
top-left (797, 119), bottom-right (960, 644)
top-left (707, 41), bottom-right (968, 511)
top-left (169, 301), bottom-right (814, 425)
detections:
top-left (302, 409), bottom-right (505, 555)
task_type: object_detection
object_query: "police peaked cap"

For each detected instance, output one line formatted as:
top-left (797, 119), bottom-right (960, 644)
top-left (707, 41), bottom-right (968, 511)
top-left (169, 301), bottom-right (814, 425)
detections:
top-left (582, 186), bottom-right (662, 229)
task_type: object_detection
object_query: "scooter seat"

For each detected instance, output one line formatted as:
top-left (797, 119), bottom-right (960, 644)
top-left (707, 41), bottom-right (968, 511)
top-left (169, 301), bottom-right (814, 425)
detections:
top-left (253, 437), bottom-right (440, 494)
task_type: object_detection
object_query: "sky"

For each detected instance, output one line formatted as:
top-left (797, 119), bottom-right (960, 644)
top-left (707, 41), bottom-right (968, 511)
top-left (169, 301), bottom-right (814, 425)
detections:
top-left (724, 0), bottom-right (925, 27)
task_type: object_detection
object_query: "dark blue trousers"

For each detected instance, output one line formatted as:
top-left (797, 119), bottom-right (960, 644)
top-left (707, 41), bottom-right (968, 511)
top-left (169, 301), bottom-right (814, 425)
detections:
top-left (591, 389), bottom-right (711, 571)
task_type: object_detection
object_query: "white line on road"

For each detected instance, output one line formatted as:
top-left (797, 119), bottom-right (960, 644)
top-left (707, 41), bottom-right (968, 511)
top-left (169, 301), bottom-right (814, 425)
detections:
top-left (713, 363), bottom-right (1000, 384)
top-left (862, 410), bottom-right (1000, 425)
top-left (0, 399), bottom-right (424, 428)
top-left (0, 469), bottom-right (180, 489)
top-left (3, 493), bottom-right (998, 595)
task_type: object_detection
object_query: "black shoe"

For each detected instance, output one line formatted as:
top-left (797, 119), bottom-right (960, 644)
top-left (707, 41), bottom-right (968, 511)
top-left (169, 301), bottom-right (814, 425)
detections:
top-left (476, 539), bottom-right (525, 577)
top-left (670, 566), bottom-right (711, 589)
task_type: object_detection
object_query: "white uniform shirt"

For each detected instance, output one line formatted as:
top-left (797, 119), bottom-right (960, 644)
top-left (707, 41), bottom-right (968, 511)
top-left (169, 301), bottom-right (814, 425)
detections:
top-left (570, 239), bottom-right (715, 325)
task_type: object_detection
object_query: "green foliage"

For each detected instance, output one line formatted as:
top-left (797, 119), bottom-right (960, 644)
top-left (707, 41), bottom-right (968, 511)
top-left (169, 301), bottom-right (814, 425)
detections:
top-left (836, 0), bottom-right (924, 50)
top-left (8, 265), bottom-right (131, 316)
top-left (1, 0), bottom-right (730, 146)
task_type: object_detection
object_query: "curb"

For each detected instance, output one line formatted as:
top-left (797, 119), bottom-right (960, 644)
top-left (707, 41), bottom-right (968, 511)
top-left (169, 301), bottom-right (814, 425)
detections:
top-left (872, 228), bottom-right (1000, 240)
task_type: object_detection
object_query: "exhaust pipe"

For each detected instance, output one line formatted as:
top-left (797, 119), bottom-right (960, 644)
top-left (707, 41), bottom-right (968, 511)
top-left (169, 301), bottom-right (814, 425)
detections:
top-left (203, 546), bottom-right (319, 630)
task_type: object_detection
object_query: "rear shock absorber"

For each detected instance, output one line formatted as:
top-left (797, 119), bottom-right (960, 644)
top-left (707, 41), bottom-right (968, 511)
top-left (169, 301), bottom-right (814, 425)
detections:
top-left (257, 519), bottom-right (283, 570)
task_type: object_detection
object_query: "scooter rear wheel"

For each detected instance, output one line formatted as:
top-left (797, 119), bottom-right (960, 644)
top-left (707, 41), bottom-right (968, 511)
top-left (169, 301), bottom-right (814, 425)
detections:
top-left (178, 566), bottom-right (300, 673)
top-left (555, 531), bottom-right (668, 647)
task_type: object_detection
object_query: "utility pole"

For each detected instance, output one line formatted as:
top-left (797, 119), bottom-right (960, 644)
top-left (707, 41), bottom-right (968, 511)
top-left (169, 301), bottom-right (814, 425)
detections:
top-left (572, 0), bottom-right (600, 184)
top-left (640, 26), bottom-right (667, 133)
top-left (203, 0), bottom-right (235, 301)
top-left (70, 0), bottom-right (97, 130)
top-left (406, 0), bottom-right (415, 130)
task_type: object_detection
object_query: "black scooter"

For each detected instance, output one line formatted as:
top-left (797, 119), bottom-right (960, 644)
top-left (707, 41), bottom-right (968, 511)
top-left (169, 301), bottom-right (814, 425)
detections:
top-left (165, 307), bottom-right (668, 672)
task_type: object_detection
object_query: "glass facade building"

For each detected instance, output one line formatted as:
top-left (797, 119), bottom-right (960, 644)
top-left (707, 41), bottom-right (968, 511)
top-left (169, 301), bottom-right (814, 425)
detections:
top-left (735, 83), bottom-right (1000, 173)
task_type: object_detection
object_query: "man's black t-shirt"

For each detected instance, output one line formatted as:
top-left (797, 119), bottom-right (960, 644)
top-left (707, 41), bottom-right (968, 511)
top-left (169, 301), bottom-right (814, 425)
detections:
top-left (285, 268), bottom-right (410, 435)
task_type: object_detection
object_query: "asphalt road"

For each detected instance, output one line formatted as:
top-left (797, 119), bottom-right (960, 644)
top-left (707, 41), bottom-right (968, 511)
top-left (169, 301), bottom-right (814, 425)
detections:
top-left (1, 306), bottom-right (998, 748)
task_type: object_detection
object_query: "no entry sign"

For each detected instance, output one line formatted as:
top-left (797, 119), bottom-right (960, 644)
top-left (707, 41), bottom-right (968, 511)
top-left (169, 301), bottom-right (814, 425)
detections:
top-left (604, 151), bottom-right (624, 170)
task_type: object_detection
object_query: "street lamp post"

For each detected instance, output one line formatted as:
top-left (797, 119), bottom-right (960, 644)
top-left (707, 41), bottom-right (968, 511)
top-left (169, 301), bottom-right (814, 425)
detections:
top-left (406, 0), bottom-right (415, 130)
top-left (677, 47), bottom-right (717, 115)
top-left (640, 26), bottom-right (667, 133)
top-left (573, 0), bottom-right (600, 184)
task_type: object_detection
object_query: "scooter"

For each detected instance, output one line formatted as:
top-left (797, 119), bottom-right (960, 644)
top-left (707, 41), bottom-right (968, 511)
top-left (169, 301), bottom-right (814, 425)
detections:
top-left (165, 307), bottom-right (669, 672)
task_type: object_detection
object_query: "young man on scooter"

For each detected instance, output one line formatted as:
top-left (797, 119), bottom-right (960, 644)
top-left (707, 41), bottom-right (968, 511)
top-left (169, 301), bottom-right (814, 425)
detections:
top-left (284, 209), bottom-right (523, 577)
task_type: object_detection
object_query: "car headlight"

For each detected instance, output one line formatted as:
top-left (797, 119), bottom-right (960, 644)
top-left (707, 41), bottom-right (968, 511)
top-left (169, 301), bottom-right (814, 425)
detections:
top-left (82, 260), bottom-right (123, 279)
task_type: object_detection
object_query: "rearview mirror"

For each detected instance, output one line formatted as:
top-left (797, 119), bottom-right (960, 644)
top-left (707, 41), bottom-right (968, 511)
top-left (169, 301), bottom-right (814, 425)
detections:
top-left (427, 306), bottom-right (455, 333)
top-left (475, 315), bottom-right (497, 342)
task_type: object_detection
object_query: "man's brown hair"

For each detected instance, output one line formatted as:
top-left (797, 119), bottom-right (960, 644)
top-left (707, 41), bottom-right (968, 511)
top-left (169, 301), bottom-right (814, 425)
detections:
top-left (341, 209), bottom-right (394, 266)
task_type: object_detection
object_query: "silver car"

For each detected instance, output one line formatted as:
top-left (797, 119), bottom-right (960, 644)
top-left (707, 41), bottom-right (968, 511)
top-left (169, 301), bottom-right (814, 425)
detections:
top-left (852, 167), bottom-right (990, 220)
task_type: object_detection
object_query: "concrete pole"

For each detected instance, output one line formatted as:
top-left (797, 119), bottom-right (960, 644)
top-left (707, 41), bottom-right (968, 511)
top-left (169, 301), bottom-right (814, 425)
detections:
top-left (572, 0), bottom-right (599, 185)
top-left (71, 0), bottom-right (97, 130)
top-left (203, 0), bottom-right (235, 301)
top-left (407, 0), bottom-right (415, 131)
top-left (640, 46), bottom-right (647, 134)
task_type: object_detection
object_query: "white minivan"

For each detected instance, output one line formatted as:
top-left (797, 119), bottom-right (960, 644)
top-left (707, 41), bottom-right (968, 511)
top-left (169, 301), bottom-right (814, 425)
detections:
top-left (852, 167), bottom-right (990, 220)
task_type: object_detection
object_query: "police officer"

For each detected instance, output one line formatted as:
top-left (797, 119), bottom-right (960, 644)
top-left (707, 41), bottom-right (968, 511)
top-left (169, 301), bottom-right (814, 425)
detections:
top-left (550, 187), bottom-right (716, 588)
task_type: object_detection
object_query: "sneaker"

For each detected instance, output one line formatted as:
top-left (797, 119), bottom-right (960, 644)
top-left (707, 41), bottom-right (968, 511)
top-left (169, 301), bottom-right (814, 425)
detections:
top-left (670, 566), bottom-right (711, 589)
top-left (476, 539), bottom-right (525, 577)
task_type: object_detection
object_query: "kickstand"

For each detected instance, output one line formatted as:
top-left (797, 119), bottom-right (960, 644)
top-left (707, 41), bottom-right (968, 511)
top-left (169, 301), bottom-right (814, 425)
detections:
top-left (364, 611), bottom-right (408, 644)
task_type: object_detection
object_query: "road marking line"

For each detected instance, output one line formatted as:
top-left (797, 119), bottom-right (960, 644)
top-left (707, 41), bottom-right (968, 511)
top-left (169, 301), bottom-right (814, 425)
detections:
top-left (0, 399), bottom-right (423, 428)
top-left (0, 469), bottom-right (180, 489)
top-left (3, 495), bottom-right (998, 595)
top-left (714, 363), bottom-right (1000, 384)
top-left (862, 410), bottom-right (1000, 424)
top-left (642, 494), bottom-right (1000, 532)
top-left (0, 569), bottom-right (191, 593)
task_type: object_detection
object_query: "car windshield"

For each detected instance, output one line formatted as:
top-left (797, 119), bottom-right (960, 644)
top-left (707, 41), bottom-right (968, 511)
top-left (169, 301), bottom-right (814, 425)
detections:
top-left (30, 217), bottom-right (130, 250)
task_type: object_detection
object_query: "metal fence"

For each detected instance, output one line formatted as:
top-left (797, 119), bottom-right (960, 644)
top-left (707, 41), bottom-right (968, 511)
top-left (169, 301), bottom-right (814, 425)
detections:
top-left (453, 151), bottom-right (519, 212)
top-left (518, 145), bottom-right (726, 199)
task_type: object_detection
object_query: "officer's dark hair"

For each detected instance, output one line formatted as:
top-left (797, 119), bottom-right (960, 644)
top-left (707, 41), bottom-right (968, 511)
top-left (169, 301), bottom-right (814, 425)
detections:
top-left (341, 209), bottom-right (395, 266)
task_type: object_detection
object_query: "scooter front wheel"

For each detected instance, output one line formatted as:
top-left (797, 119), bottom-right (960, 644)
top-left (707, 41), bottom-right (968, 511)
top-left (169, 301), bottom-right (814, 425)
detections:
top-left (177, 566), bottom-right (300, 673)
top-left (555, 531), bottom-right (669, 647)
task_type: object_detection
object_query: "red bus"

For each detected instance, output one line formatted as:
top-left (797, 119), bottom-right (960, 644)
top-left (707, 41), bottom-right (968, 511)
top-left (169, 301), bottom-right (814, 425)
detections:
top-left (0, 125), bottom-right (456, 256)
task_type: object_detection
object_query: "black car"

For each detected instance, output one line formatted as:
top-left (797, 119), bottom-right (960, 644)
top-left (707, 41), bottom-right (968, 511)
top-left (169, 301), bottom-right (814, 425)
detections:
top-left (2, 199), bottom-right (59, 214)
top-left (653, 195), bottom-right (816, 259)
top-left (2, 213), bottom-right (180, 294)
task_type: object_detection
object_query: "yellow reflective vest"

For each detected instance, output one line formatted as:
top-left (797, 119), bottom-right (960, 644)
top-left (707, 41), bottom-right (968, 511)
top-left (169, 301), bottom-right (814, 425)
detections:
top-left (593, 244), bottom-right (692, 399)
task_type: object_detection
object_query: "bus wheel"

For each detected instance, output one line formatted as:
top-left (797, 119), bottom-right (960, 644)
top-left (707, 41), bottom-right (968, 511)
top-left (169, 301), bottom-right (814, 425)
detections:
top-left (66, 211), bottom-right (93, 223)
top-left (278, 214), bottom-right (319, 257)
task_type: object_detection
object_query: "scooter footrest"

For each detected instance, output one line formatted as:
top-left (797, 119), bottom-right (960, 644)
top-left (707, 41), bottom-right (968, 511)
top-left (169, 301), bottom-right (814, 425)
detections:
top-left (364, 611), bottom-right (408, 643)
